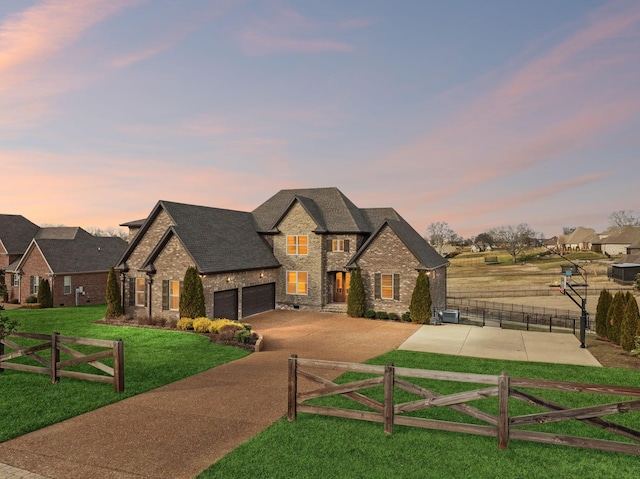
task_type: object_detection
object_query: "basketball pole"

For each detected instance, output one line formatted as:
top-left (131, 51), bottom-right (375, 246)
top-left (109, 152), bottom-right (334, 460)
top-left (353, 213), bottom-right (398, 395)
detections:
top-left (543, 245), bottom-right (588, 348)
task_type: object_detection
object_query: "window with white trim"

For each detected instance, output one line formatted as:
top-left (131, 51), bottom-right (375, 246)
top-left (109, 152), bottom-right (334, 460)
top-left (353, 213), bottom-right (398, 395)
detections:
top-left (12, 274), bottom-right (19, 287)
top-left (287, 271), bottom-right (308, 295)
top-left (32, 276), bottom-right (40, 295)
top-left (287, 235), bottom-right (308, 255)
top-left (332, 239), bottom-right (344, 252)
top-left (64, 276), bottom-right (71, 295)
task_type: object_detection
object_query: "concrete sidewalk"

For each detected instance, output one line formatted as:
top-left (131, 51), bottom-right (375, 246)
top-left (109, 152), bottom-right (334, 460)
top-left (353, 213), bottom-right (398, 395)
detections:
top-left (0, 314), bottom-right (602, 478)
top-left (398, 323), bottom-right (601, 367)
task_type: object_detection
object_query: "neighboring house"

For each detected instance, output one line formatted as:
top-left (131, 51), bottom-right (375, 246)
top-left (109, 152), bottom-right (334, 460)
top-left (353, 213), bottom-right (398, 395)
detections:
top-left (609, 238), bottom-right (640, 284)
top-left (0, 214), bottom-right (40, 270)
top-left (559, 227), bottom-right (596, 253)
top-left (5, 227), bottom-right (127, 306)
top-left (592, 226), bottom-right (640, 256)
top-left (116, 188), bottom-right (449, 321)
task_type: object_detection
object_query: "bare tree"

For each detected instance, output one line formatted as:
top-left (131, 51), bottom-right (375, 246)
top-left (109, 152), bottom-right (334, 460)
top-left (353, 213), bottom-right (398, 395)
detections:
top-left (87, 226), bottom-right (128, 240)
top-left (473, 232), bottom-right (494, 251)
top-left (425, 221), bottom-right (455, 256)
top-left (490, 223), bottom-right (537, 264)
top-left (608, 210), bottom-right (640, 228)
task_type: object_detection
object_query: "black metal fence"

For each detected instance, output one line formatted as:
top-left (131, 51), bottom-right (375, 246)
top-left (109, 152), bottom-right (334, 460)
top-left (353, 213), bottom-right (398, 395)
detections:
top-left (446, 297), bottom-right (589, 334)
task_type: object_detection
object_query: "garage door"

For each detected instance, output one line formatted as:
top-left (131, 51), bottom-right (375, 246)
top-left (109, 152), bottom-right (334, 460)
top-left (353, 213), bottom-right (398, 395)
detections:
top-left (242, 283), bottom-right (275, 318)
top-left (214, 289), bottom-right (238, 320)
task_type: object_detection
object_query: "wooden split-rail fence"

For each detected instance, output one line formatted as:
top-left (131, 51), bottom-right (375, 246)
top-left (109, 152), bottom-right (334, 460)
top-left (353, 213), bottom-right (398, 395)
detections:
top-left (287, 355), bottom-right (640, 455)
top-left (0, 332), bottom-right (124, 392)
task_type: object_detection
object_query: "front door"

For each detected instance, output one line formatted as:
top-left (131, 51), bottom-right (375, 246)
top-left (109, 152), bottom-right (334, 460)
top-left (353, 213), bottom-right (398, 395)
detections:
top-left (333, 271), bottom-right (351, 302)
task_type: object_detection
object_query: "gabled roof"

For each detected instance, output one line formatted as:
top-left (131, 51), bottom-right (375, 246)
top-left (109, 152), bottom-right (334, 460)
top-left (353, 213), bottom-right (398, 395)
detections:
top-left (120, 218), bottom-right (146, 228)
top-left (119, 200), bottom-right (280, 275)
top-left (599, 226), bottom-right (640, 245)
top-left (16, 229), bottom-right (127, 274)
top-left (36, 226), bottom-right (84, 240)
top-left (564, 227), bottom-right (595, 245)
top-left (0, 214), bottom-right (40, 254)
top-left (347, 218), bottom-right (449, 271)
top-left (252, 187), bottom-right (372, 233)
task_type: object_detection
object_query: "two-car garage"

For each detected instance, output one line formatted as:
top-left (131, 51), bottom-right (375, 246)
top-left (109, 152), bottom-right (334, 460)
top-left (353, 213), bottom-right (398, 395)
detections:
top-left (213, 283), bottom-right (275, 320)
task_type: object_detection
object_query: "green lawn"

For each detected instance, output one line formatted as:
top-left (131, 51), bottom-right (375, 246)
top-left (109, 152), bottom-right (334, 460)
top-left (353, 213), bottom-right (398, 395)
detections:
top-left (199, 351), bottom-right (640, 479)
top-left (0, 305), bottom-right (249, 442)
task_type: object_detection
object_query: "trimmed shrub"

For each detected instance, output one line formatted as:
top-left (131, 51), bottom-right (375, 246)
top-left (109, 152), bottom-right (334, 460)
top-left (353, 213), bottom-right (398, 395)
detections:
top-left (607, 292), bottom-right (626, 345)
top-left (595, 289), bottom-right (612, 338)
top-left (105, 266), bottom-right (122, 318)
top-left (409, 271), bottom-right (432, 324)
top-left (346, 268), bottom-right (365, 317)
top-left (179, 266), bottom-right (206, 319)
top-left (389, 312), bottom-right (399, 321)
top-left (364, 310), bottom-right (376, 319)
top-left (208, 318), bottom-right (243, 334)
top-left (176, 318), bottom-right (194, 330)
top-left (24, 295), bottom-right (38, 304)
top-left (193, 317), bottom-right (212, 333)
top-left (375, 311), bottom-right (389, 320)
top-left (401, 312), bottom-right (411, 322)
top-left (234, 329), bottom-right (253, 344)
top-left (37, 279), bottom-right (53, 308)
top-left (620, 293), bottom-right (639, 352)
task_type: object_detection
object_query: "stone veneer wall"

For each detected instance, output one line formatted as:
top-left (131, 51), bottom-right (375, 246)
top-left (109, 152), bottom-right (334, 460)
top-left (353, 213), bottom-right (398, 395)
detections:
top-left (354, 225), bottom-right (446, 316)
top-left (273, 202), bottom-right (323, 310)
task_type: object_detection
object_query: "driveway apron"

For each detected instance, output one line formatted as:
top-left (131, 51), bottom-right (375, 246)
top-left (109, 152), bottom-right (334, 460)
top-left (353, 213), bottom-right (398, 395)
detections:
top-left (0, 311), bottom-right (420, 479)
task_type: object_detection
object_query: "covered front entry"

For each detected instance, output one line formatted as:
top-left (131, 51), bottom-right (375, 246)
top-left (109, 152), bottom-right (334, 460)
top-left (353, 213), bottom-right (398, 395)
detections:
top-left (332, 271), bottom-right (351, 303)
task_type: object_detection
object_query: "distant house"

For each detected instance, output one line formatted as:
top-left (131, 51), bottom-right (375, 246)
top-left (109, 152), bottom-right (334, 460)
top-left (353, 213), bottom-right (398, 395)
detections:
top-left (609, 238), bottom-right (640, 284)
top-left (5, 227), bottom-right (127, 306)
top-left (116, 188), bottom-right (449, 320)
top-left (559, 227), bottom-right (596, 253)
top-left (592, 226), bottom-right (640, 256)
top-left (0, 214), bottom-right (40, 270)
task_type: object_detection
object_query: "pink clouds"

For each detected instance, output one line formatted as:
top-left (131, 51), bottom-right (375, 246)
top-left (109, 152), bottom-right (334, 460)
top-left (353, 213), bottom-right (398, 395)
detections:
top-left (238, 6), bottom-right (363, 55)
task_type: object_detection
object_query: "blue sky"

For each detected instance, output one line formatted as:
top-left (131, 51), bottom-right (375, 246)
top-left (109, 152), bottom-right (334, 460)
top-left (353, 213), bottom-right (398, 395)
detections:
top-left (2, 0), bottom-right (639, 238)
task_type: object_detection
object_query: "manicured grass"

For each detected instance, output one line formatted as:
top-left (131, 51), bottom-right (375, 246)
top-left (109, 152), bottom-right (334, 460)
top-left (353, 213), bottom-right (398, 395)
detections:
top-left (0, 305), bottom-right (249, 442)
top-left (199, 351), bottom-right (640, 479)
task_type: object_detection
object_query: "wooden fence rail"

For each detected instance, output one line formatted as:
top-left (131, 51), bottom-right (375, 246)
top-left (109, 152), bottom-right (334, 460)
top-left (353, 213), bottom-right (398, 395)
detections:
top-left (0, 332), bottom-right (124, 392)
top-left (288, 355), bottom-right (640, 455)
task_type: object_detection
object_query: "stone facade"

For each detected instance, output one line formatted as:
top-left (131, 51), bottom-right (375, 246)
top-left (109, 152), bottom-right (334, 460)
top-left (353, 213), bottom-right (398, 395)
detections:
top-left (273, 203), bottom-right (324, 310)
top-left (353, 225), bottom-right (446, 316)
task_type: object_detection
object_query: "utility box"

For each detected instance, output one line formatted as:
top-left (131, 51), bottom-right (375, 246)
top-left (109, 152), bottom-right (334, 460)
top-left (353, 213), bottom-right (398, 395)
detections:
top-left (441, 310), bottom-right (460, 324)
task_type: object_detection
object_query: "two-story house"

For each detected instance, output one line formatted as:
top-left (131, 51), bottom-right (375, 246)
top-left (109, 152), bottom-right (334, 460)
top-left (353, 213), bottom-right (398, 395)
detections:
top-left (116, 187), bottom-right (449, 320)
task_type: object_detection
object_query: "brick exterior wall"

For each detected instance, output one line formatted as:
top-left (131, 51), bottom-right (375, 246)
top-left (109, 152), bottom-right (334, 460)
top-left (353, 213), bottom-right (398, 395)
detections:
top-left (353, 225), bottom-right (447, 316)
top-left (273, 203), bottom-right (323, 310)
top-left (122, 211), bottom-right (279, 320)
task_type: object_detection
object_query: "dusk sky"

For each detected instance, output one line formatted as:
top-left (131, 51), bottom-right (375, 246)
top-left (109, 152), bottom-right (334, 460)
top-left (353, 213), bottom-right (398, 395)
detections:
top-left (2, 0), bottom-right (639, 239)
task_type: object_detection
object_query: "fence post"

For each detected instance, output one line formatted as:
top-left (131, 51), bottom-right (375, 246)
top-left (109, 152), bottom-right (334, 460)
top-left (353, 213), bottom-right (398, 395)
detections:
top-left (288, 354), bottom-right (298, 422)
top-left (51, 332), bottom-right (60, 384)
top-left (526, 314), bottom-right (529, 331)
top-left (0, 340), bottom-right (4, 373)
top-left (498, 371), bottom-right (510, 450)
top-left (384, 363), bottom-right (395, 435)
top-left (113, 339), bottom-right (125, 393)
top-left (549, 316), bottom-right (552, 333)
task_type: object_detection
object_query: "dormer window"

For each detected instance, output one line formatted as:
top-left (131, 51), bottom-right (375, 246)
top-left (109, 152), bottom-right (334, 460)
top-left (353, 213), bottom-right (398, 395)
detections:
top-left (287, 235), bottom-right (308, 255)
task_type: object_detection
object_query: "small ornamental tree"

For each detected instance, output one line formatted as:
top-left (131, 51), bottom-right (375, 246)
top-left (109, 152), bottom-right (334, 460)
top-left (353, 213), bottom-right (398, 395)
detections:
top-left (37, 278), bottom-right (53, 308)
top-left (105, 267), bottom-right (123, 318)
top-left (346, 268), bottom-right (365, 317)
top-left (595, 289), bottom-right (612, 338)
top-left (180, 266), bottom-right (206, 319)
top-left (0, 308), bottom-right (19, 341)
top-left (620, 293), bottom-right (639, 352)
top-left (409, 270), bottom-right (432, 324)
top-left (607, 291), bottom-right (626, 345)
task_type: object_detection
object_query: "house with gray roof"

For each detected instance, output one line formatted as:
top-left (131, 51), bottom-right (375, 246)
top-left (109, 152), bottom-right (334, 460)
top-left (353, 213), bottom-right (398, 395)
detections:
top-left (116, 187), bottom-right (448, 320)
top-left (0, 214), bottom-right (40, 270)
top-left (592, 226), bottom-right (640, 256)
top-left (5, 227), bottom-right (127, 306)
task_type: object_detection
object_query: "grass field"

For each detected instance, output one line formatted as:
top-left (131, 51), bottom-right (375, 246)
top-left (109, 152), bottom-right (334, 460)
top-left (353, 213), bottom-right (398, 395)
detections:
top-left (0, 305), bottom-right (249, 442)
top-left (199, 351), bottom-right (640, 479)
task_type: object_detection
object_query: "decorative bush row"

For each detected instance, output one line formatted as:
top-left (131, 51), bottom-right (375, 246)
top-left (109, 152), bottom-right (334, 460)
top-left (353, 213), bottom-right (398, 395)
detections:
top-left (176, 317), bottom-right (252, 334)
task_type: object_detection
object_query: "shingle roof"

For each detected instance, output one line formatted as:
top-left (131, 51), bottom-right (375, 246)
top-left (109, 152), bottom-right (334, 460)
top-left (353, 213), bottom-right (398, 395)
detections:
top-left (252, 187), bottom-right (372, 233)
top-left (564, 227), bottom-right (595, 244)
top-left (36, 227), bottom-right (84, 240)
top-left (35, 235), bottom-right (127, 273)
top-left (130, 201), bottom-right (281, 274)
top-left (347, 218), bottom-right (449, 271)
top-left (0, 214), bottom-right (40, 254)
top-left (600, 226), bottom-right (640, 245)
